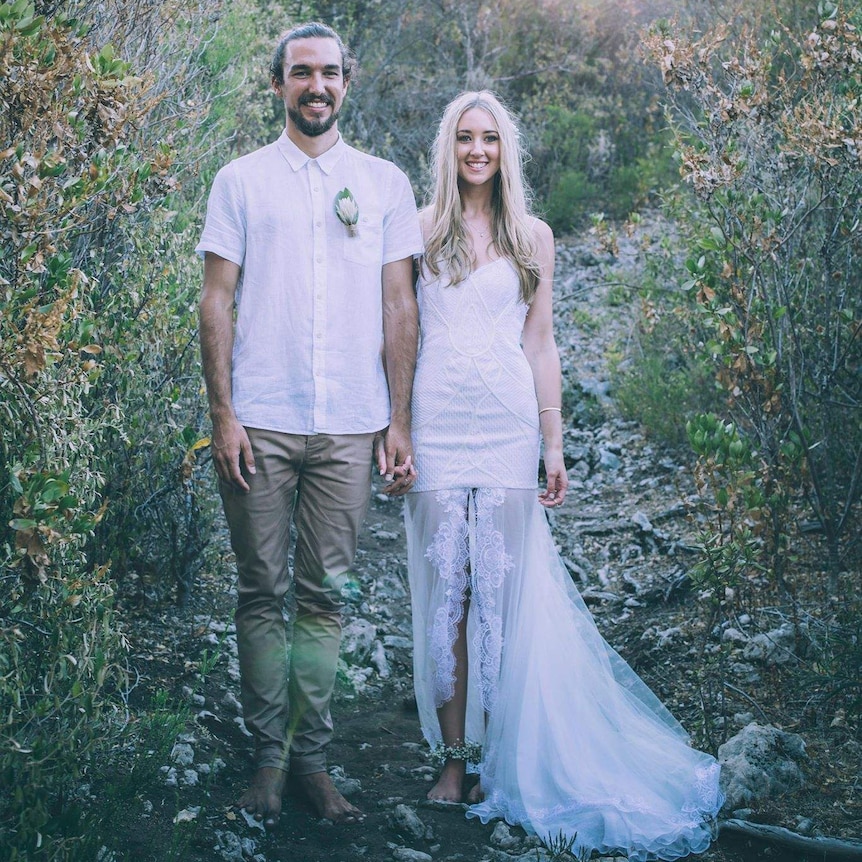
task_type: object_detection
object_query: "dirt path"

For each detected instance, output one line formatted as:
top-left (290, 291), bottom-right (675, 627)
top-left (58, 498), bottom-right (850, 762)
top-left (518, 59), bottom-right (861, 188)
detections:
top-left (130, 466), bottom-right (745, 862)
top-left (121, 229), bottom-right (773, 861)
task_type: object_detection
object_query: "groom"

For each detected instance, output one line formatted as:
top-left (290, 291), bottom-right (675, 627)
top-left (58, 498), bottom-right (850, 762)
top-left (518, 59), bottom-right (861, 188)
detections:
top-left (197, 22), bottom-right (421, 826)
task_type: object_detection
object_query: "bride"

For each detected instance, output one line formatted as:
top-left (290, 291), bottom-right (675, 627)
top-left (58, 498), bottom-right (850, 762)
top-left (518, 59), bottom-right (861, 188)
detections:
top-left (403, 90), bottom-right (723, 861)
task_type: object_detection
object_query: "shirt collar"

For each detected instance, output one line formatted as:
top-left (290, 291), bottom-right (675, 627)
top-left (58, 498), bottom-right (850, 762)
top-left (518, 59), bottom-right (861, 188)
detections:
top-left (276, 130), bottom-right (347, 175)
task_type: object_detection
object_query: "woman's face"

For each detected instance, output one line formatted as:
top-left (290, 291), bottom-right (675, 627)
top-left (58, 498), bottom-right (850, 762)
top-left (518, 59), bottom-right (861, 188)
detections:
top-left (456, 107), bottom-right (501, 187)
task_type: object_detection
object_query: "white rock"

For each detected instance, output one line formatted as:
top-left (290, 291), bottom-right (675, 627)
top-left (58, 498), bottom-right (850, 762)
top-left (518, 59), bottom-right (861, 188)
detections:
top-left (170, 742), bottom-right (195, 766)
top-left (330, 765), bottom-right (363, 798)
top-left (214, 830), bottom-right (245, 862)
top-left (653, 626), bottom-right (681, 647)
top-left (392, 804), bottom-right (429, 840)
top-left (173, 806), bottom-right (201, 824)
top-left (234, 716), bottom-right (253, 737)
top-left (392, 850), bottom-right (432, 862)
top-left (341, 619), bottom-right (377, 663)
top-left (718, 722), bottom-right (807, 811)
top-left (742, 622), bottom-right (798, 666)
top-left (490, 821), bottom-right (522, 850)
top-left (238, 808), bottom-right (265, 832)
top-left (632, 511), bottom-right (654, 532)
top-left (222, 690), bottom-right (243, 714)
top-left (371, 640), bottom-right (391, 678)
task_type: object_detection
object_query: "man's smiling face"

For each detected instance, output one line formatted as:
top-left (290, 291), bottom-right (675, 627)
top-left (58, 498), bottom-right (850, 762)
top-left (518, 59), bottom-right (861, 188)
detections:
top-left (275, 36), bottom-right (348, 139)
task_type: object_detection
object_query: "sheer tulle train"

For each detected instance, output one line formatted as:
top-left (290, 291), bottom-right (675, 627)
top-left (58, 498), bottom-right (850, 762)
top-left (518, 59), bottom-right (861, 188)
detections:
top-left (405, 487), bottom-right (723, 862)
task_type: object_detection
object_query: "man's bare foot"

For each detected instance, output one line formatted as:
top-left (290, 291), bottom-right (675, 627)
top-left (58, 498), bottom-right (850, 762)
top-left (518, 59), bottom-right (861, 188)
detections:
top-left (293, 771), bottom-right (364, 823)
top-left (235, 766), bottom-right (286, 828)
top-left (427, 760), bottom-right (465, 803)
top-left (466, 780), bottom-right (484, 804)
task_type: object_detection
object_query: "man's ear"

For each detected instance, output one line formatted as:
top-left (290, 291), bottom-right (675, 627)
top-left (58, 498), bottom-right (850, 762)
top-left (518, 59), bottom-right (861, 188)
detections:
top-left (271, 78), bottom-right (281, 96)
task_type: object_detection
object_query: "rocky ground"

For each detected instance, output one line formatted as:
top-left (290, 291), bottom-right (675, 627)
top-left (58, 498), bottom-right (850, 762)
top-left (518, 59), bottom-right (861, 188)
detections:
top-left (113, 224), bottom-right (861, 862)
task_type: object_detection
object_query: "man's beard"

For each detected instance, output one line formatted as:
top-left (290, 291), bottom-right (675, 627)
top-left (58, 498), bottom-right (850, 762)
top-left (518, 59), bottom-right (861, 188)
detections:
top-left (288, 101), bottom-right (340, 138)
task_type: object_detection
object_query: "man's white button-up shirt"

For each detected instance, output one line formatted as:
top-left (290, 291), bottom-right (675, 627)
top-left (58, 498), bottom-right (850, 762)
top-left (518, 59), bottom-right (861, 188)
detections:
top-left (196, 132), bottom-right (422, 435)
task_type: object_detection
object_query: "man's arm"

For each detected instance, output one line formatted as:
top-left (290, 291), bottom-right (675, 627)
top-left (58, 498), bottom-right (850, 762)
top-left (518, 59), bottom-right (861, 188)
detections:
top-left (199, 252), bottom-right (256, 492)
top-left (379, 255), bottom-right (418, 495)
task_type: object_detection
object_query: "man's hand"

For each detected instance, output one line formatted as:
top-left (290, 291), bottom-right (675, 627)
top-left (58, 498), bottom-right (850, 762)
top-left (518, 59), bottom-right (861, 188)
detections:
top-left (374, 424), bottom-right (416, 496)
top-left (212, 414), bottom-right (256, 493)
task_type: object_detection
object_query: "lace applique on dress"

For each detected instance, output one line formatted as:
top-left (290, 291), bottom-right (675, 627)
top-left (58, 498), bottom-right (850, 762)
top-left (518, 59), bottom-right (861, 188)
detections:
top-left (426, 490), bottom-right (470, 707)
top-left (425, 488), bottom-right (512, 712)
top-left (472, 488), bottom-right (512, 712)
top-left (691, 761), bottom-right (722, 812)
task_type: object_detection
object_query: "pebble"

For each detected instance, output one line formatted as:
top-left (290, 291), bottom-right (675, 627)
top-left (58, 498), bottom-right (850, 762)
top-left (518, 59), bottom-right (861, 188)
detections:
top-left (391, 804), bottom-right (430, 840)
top-left (392, 850), bottom-right (432, 862)
top-left (371, 640), bottom-right (391, 678)
top-left (490, 822), bottom-right (522, 850)
top-left (330, 765), bottom-right (363, 798)
top-left (238, 808), bottom-right (265, 832)
top-left (221, 691), bottom-right (243, 714)
top-left (233, 716), bottom-right (253, 737)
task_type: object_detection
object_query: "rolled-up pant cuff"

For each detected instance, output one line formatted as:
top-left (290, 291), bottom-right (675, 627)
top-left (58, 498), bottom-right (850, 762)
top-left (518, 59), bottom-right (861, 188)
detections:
top-left (255, 745), bottom-right (290, 772)
top-left (289, 752), bottom-right (327, 776)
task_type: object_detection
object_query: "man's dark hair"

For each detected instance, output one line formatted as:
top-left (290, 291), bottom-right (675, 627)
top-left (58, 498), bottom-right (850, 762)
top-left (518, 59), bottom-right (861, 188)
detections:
top-left (270, 22), bottom-right (357, 84)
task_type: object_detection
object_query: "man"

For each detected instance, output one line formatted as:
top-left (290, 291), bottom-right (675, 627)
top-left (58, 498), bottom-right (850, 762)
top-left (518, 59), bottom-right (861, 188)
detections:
top-left (196, 22), bottom-right (421, 827)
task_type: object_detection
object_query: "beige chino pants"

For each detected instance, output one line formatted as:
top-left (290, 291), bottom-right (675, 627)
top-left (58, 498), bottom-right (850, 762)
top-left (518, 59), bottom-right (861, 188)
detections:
top-left (219, 428), bottom-right (375, 775)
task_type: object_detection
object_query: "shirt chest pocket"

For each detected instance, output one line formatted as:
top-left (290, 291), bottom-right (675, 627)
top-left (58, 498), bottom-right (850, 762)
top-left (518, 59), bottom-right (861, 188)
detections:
top-left (341, 213), bottom-right (383, 269)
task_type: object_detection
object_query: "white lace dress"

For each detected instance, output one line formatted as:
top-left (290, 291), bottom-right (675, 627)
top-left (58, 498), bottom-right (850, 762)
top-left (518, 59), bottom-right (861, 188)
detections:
top-left (404, 258), bottom-right (723, 861)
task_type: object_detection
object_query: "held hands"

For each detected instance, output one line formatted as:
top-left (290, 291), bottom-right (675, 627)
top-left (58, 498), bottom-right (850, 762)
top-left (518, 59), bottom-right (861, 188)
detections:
top-left (375, 423), bottom-right (417, 497)
top-left (538, 449), bottom-right (568, 508)
top-left (211, 414), bottom-right (256, 493)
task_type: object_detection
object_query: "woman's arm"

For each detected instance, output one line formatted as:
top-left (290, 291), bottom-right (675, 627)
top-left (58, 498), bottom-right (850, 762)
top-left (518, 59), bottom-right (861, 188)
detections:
top-left (522, 219), bottom-right (568, 507)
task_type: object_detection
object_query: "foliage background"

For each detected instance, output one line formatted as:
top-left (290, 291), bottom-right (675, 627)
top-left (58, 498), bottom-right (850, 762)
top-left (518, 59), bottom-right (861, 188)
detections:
top-left (0, 0), bottom-right (859, 858)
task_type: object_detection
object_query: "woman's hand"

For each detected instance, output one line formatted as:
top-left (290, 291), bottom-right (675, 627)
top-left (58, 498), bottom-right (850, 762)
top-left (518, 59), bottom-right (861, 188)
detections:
top-left (539, 449), bottom-right (568, 508)
top-left (374, 429), bottom-right (417, 496)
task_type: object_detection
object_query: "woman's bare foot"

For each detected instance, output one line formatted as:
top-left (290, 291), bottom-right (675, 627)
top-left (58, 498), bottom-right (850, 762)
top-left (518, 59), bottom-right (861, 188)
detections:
top-left (466, 780), bottom-right (484, 804)
top-left (427, 759), bottom-right (466, 803)
top-left (293, 771), bottom-right (364, 823)
top-left (235, 766), bottom-right (286, 828)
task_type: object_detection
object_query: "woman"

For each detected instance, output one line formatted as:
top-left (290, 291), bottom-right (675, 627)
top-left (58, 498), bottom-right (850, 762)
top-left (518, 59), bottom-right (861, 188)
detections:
top-left (404, 90), bottom-right (723, 861)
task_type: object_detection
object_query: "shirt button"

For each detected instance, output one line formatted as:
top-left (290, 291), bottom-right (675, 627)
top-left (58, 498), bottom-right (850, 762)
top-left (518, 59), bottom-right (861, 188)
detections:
top-left (315, 221), bottom-right (322, 227)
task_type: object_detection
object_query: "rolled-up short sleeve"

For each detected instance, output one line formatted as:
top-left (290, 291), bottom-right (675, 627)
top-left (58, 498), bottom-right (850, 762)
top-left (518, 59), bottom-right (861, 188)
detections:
top-left (381, 167), bottom-right (423, 265)
top-left (195, 164), bottom-right (246, 265)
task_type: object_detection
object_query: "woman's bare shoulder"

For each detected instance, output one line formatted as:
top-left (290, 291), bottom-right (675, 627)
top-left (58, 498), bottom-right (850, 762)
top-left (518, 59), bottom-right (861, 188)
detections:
top-left (418, 207), bottom-right (436, 240)
top-left (531, 217), bottom-right (554, 244)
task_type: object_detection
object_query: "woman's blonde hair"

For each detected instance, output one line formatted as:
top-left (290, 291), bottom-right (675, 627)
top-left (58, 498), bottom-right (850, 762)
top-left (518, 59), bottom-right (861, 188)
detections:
top-left (422, 91), bottom-right (541, 303)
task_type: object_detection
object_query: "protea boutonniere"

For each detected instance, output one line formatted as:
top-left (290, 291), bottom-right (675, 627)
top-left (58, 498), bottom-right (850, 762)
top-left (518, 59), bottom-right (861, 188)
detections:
top-left (334, 188), bottom-right (359, 237)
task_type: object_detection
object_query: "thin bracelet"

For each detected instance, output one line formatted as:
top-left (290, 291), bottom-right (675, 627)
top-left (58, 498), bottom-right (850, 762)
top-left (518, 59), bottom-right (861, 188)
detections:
top-left (539, 407), bottom-right (562, 415)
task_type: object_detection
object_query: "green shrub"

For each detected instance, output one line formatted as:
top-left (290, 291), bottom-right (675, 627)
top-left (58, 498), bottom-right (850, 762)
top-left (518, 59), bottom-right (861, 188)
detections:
top-left (0, 568), bottom-right (129, 860)
top-left (611, 307), bottom-right (720, 445)
top-left (545, 169), bottom-right (599, 234)
top-left (0, 2), bottom-right (222, 855)
top-left (645, 3), bottom-right (862, 590)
